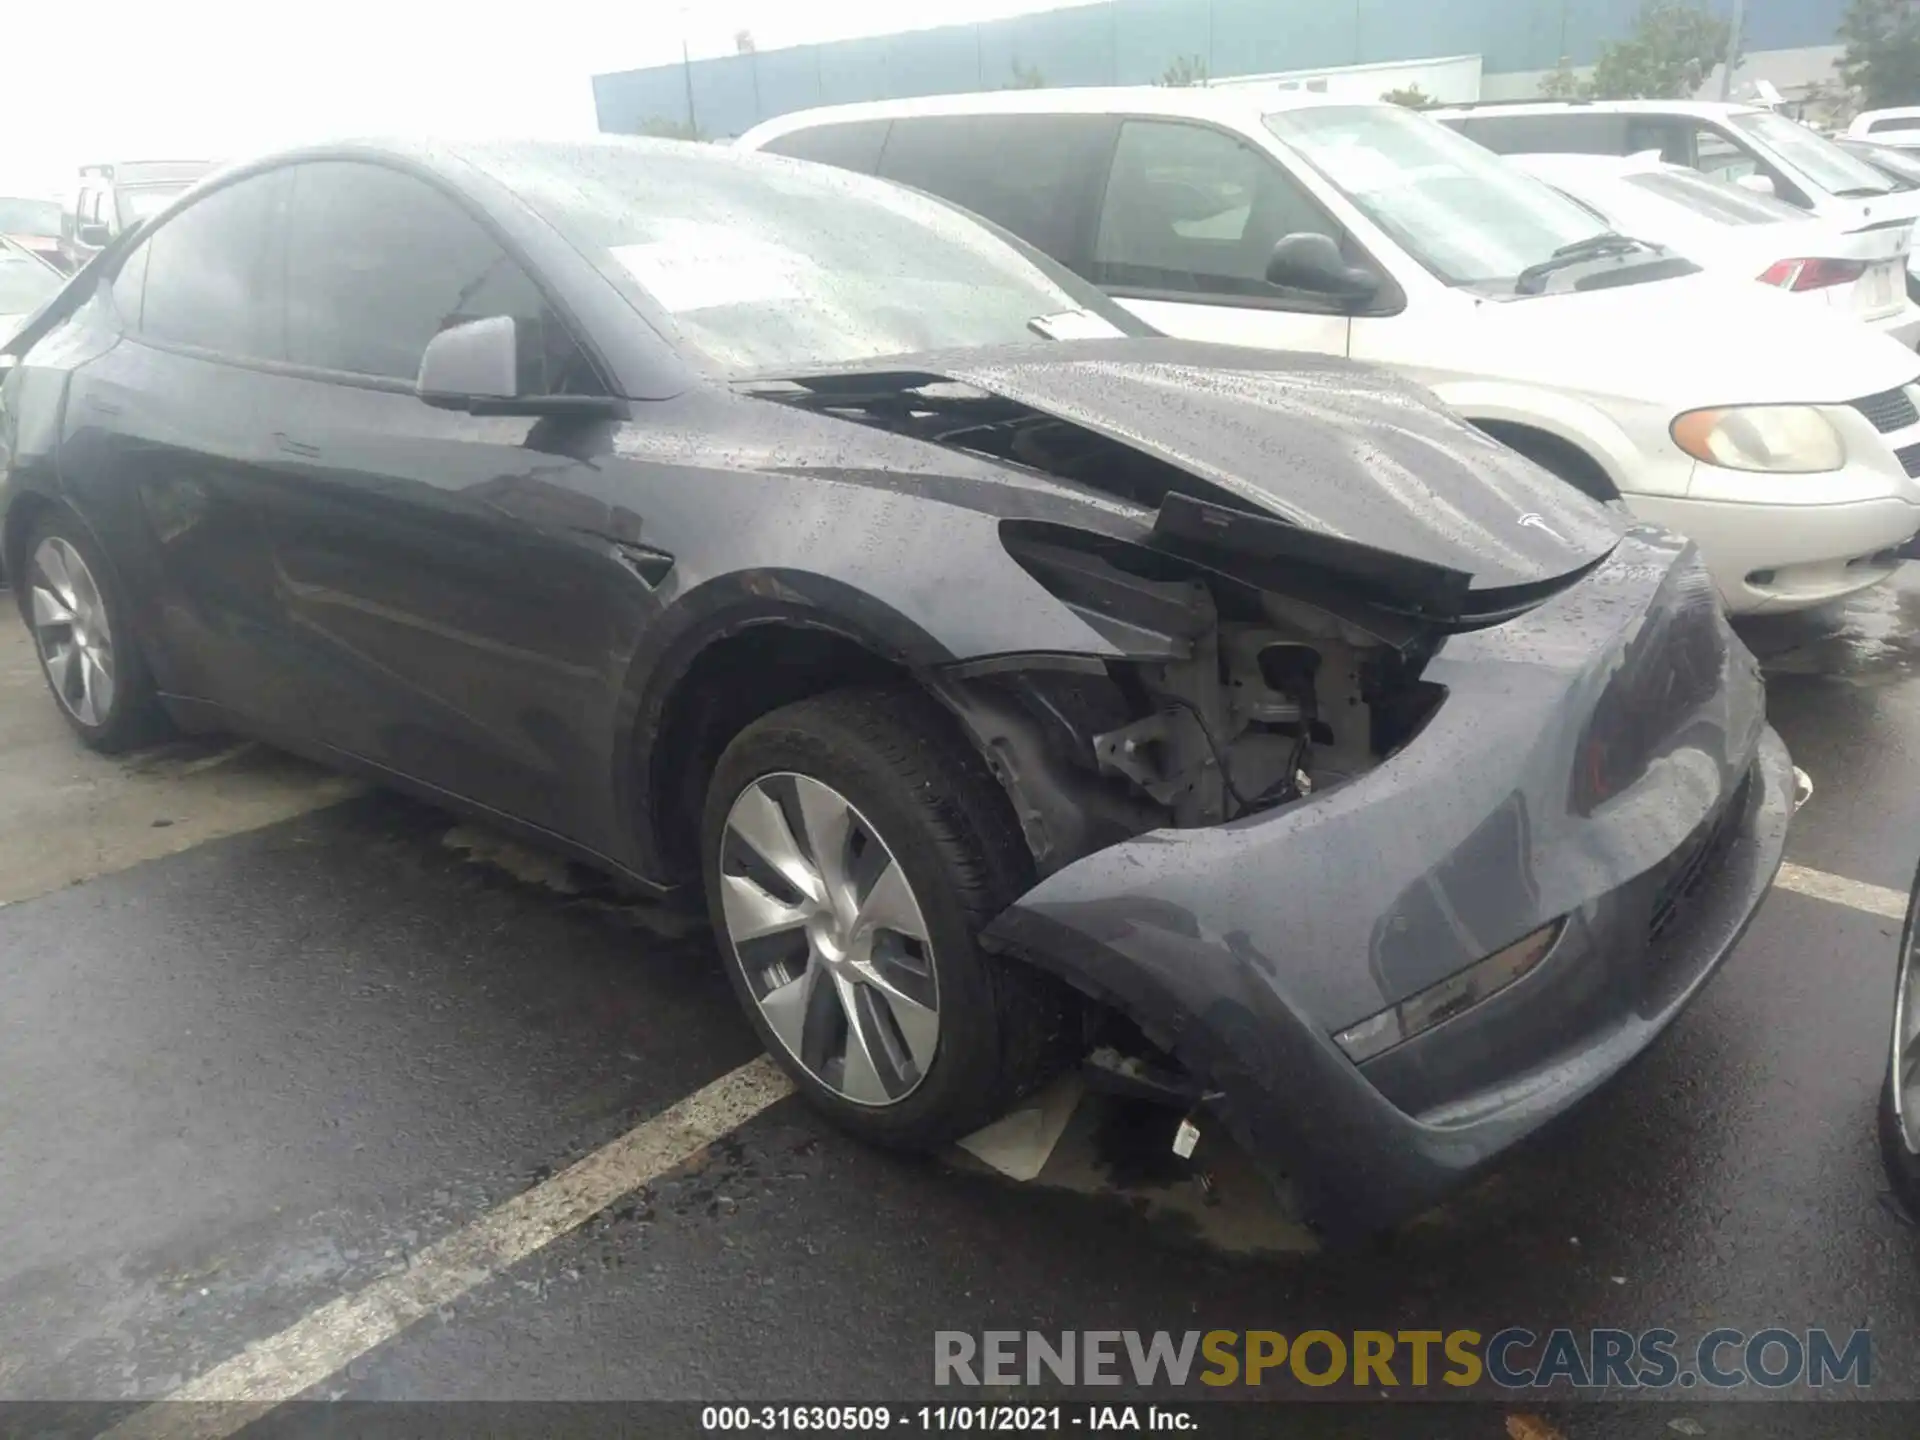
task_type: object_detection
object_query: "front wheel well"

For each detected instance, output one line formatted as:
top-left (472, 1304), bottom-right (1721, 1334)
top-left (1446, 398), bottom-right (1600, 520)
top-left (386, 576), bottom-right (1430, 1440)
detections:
top-left (1473, 420), bottom-right (1620, 503)
top-left (644, 624), bottom-right (916, 883)
top-left (1, 492), bottom-right (57, 593)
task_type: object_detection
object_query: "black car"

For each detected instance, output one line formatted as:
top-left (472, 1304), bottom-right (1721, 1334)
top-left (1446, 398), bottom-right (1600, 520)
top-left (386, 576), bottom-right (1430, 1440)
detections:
top-left (0, 138), bottom-right (1792, 1238)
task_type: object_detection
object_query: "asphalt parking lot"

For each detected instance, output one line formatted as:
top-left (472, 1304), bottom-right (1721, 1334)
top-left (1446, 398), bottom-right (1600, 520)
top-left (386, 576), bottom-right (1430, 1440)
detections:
top-left (5, 567), bottom-right (1920, 1432)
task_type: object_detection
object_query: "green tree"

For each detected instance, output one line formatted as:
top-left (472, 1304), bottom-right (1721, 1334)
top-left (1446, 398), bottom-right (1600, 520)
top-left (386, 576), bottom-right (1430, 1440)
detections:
top-left (1840, 0), bottom-right (1920, 109)
top-left (639, 116), bottom-right (705, 141)
top-left (1159, 54), bottom-right (1209, 87)
top-left (1380, 84), bottom-right (1436, 108)
top-left (1538, 57), bottom-right (1595, 100)
top-left (1588, 0), bottom-right (1733, 99)
top-left (1007, 59), bottom-right (1047, 89)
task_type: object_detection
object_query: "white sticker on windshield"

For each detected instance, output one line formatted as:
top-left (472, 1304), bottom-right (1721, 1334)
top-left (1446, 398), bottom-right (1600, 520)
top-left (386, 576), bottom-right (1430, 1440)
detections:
top-left (610, 221), bottom-right (812, 312)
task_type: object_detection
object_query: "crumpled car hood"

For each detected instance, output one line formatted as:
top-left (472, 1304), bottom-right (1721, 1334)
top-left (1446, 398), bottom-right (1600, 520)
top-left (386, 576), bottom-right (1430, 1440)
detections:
top-left (911, 338), bottom-right (1625, 592)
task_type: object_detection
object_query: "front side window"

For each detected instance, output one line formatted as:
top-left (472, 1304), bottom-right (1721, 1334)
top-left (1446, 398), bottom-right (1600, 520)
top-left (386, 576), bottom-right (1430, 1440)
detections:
top-left (1687, 126), bottom-right (1761, 183)
top-left (131, 172), bottom-right (282, 359)
top-left (761, 120), bottom-right (889, 176)
top-left (1730, 112), bottom-right (1897, 197)
top-left (464, 143), bottom-right (1143, 375)
top-left (118, 184), bottom-right (192, 228)
top-left (878, 114), bottom-right (1114, 266)
top-left (281, 160), bottom-right (600, 393)
top-left (1092, 119), bottom-right (1341, 298)
top-left (1266, 104), bottom-right (1612, 291)
top-left (1451, 113), bottom-right (1634, 156)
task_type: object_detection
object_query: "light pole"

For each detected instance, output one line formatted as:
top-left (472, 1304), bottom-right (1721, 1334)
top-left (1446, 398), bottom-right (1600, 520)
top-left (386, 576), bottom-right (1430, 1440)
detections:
top-left (682, 35), bottom-right (699, 136)
top-left (1719, 0), bottom-right (1746, 101)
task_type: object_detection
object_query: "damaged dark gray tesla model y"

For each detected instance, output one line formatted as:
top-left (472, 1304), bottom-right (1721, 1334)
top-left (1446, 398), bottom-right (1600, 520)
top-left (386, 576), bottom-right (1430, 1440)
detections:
top-left (0, 139), bottom-right (1792, 1237)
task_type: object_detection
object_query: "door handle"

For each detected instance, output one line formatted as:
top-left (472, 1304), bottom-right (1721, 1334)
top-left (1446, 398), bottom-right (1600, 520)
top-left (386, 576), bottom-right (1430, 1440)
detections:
top-left (274, 432), bottom-right (321, 459)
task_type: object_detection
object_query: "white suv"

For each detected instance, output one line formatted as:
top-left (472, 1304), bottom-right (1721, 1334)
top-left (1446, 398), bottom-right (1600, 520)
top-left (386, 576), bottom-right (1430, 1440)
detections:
top-left (740, 88), bottom-right (1920, 613)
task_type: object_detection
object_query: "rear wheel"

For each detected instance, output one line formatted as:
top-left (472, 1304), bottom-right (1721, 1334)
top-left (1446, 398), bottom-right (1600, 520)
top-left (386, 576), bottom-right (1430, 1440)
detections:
top-left (702, 686), bottom-right (1071, 1148)
top-left (20, 511), bottom-right (168, 753)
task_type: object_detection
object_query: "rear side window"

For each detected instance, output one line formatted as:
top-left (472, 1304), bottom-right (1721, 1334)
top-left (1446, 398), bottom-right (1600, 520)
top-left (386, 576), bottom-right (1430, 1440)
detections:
top-left (281, 160), bottom-right (600, 393)
top-left (876, 114), bottom-right (1115, 267)
top-left (131, 172), bottom-right (284, 360)
top-left (1092, 119), bottom-right (1340, 298)
top-left (1870, 116), bottom-right (1920, 134)
top-left (1450, 113), bottom-right (1635, 156)
top-left (760, 120), bottom-right (890, 175)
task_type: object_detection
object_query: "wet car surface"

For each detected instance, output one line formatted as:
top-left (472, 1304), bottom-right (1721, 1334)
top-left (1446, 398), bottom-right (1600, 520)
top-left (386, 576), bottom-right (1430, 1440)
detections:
top-left (0, 567), bottom-right (1918, 1425)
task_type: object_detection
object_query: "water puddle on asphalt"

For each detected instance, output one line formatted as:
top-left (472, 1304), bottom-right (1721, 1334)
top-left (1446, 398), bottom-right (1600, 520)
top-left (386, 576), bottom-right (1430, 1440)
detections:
top-left (1738, 574), bottom-right (1920, 687)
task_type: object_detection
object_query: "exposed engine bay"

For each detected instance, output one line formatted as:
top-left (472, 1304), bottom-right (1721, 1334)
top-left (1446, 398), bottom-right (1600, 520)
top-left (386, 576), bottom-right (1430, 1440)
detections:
top-left (937, 529), bottom-right (1448, 877)
top-left (750, 368), bottom-right (1531, 876)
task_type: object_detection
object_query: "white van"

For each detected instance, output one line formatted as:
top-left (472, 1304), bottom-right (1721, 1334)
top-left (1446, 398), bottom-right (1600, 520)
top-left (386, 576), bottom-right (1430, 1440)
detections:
top-left (740, 88), bottom-right (1920, 613)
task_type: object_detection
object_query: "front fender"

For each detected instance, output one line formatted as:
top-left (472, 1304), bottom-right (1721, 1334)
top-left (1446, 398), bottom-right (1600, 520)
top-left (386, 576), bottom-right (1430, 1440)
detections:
top-left (1430, 380), bottom-right (1654, 498)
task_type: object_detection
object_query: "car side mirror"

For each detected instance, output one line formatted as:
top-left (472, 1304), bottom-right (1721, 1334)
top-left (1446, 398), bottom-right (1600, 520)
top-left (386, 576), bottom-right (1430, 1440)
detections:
top-left (75, 222), bottom-right (111, 248)
top-left (1735, 173), bottom-right (1777, 197)
top-left (1265, 232), bottom-right (1381, 304)
top-left (417, 314), bottom-right (624, 419)
top-left (418, 315), bottom-right (520, 409)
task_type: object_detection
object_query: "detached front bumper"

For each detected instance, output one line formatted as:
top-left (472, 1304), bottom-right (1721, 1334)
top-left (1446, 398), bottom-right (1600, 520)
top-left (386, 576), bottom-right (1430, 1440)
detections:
top-left (985, 533), bottom-right (1792, 1239)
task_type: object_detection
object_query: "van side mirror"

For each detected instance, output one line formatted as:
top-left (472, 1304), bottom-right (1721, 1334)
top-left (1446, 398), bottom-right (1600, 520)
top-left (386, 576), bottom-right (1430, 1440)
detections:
top-left (1265, 232), bottom-right (1381, 304)
top-left (1735, 173), bottom-right (1778, 198)
top-left (417, 314), bottom-right (624, 418)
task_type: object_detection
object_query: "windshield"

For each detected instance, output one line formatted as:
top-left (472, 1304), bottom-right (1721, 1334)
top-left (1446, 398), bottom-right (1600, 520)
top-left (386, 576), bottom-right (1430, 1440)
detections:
top-left (1730, 112), bottom-right (1899, 196)
top-left (1844, 139), bottom-right (1920, 186)
top-left (1626, 167), bottom-right (1804, 224)
top-left (1263, 104), bottom-right (1628, 290)
top-left (0, 249), bottom-right (61, 317)
top-left (118, 184), bottom-right (191, 225)
top-left (473, 143), bottom-right (1144, 374)
top-left (0, 198), bottom-right (60, 236)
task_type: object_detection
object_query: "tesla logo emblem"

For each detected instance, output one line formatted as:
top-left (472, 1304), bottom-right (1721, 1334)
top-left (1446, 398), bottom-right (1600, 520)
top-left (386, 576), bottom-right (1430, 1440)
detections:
top-left (1516, 512), bottom-right (1565, 542)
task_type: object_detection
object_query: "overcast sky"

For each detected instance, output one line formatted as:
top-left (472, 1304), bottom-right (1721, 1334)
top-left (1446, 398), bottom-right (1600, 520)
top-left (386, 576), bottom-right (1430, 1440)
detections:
top-left (1, 0), bottom-right (1079, 195)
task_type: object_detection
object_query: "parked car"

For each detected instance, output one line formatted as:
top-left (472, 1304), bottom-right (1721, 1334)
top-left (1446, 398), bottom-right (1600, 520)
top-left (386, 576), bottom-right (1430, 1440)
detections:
top-left (1434, 100), bottom-right (1920, 298)
top-left (0, 137), bottom-right (1791, 1239)
top-left (1508, 150), bottom-right (1920, 347)
top-left (1835, 135), bottom-right (1920, 190)
top-left (62, 160), bottom-right (217, 270)
top-left (0, 236), bottom-right (63, 347)
top-left (0, 195), bottom-right (68, 275)
top-left (1850, 107), bottom-right (1920, 151)
top-left (741, 89), bottom-right (1920, 614)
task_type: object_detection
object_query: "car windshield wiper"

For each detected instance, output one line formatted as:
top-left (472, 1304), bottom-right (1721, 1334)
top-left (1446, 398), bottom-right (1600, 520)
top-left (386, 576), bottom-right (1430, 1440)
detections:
top-left (1834, 185), bottom-right (1896, 198)
top-left (1513, 232), bottom-right (1650, 295)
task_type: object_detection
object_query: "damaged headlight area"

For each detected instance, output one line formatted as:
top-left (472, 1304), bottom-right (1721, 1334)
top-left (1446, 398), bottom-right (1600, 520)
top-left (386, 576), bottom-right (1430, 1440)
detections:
top-left (933, 521), bottom-right (1451, 877)
top-left (1334, 920), bottom-right (1565, 1063)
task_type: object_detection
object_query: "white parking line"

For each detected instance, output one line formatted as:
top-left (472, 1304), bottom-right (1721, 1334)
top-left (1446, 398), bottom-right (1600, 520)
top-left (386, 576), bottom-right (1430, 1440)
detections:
top-left (98, 1056), bottom-right (795, 1440)
top-left (83, 856), bottom-right (1909, 1439)
top-left (1775, 862), bottom-right (1909, 923)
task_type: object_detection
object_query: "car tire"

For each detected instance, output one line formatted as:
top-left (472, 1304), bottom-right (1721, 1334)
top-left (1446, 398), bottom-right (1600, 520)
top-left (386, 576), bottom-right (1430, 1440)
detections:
top-left (1881, 867), bottom-right (1920, 1219)
top-left (17, 510), bottom-right (170, 753)
top-left (1878, 1072), bottom-right (1920, 1218)
top-left (702, 684), bottom-right (1072, 1149)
